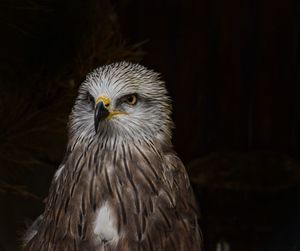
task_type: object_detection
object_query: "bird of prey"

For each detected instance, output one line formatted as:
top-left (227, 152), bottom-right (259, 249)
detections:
top-left (23, 62), bottom-right (201, 251)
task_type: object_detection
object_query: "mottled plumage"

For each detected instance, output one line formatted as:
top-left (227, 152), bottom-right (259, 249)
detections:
top-left (23, 62), bottom-right (201, 251)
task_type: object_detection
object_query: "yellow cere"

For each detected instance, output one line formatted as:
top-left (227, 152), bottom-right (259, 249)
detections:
top-left (96, 96), bottom-right (111, 107)
top-left (95, 96), bottom-right (128, 120)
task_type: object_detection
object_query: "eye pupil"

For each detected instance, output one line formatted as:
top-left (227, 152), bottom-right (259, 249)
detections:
top-left (125, 95), bottom-right (137, 105)
top-left (87, 93), bottom-right (94, 105)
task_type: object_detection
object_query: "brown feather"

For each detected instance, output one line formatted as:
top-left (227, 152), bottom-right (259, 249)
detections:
top-left (23, 62), bottom-right (201, 251)
top-left (23, 139), bottom-right (201, 251)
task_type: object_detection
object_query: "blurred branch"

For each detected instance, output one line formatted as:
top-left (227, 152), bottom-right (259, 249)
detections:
top-left (0, 181), bottom-right (41, 201)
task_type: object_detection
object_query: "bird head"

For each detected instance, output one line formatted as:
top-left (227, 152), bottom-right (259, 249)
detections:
top-left (69, 62), bottom-right (173, 144)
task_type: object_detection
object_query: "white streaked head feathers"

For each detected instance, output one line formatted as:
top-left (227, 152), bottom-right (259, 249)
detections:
top-left (69, 61), bottom-right (173, 145)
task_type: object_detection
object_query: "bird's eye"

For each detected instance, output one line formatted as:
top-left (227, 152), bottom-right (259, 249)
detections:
top-left (86, 93), bottom-right (95, 106)
top-left (124, 94), bottom-right (137, 105)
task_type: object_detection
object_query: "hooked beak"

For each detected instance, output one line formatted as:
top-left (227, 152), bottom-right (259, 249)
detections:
top-left (94, 95), bottom-right (128, 133)
top-left (94, 101), bottom-right (109, 133)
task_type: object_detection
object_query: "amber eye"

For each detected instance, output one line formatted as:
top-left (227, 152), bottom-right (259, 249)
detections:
top-left (124, 94), bottom-right (137, 105)
top-left (87, 93), bottom-right (95, 106)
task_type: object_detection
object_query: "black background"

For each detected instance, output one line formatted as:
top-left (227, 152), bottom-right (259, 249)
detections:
top-left (0, 0), bottom-right (299, 250)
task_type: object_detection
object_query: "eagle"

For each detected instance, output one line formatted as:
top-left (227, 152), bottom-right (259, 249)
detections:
top-left (23, 62), bottom-right (201, 251)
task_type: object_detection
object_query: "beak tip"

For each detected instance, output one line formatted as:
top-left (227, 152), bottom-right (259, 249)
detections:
top-left (94, 102), bottom-right (110, 133)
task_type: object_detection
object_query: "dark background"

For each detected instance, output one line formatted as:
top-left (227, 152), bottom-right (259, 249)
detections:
top-left (0, 0), bottom-right (299, 250)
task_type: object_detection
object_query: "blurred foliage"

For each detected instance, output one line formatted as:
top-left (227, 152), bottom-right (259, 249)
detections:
top-left (0, 0), bottom-right (145, 199)
top-left (188, 152), bottom-right (300, 192)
